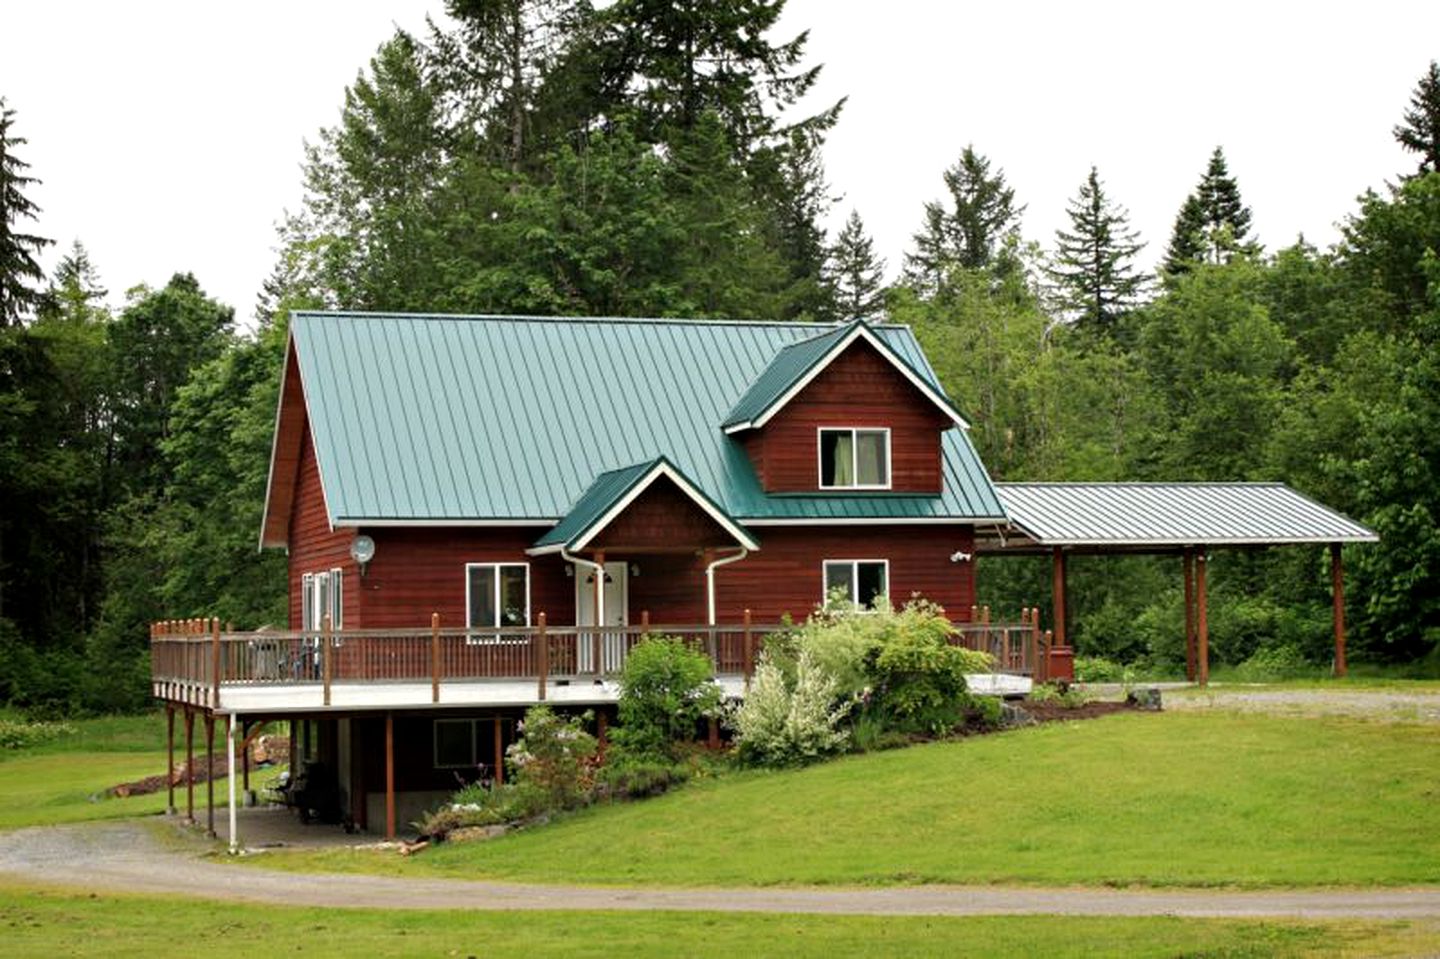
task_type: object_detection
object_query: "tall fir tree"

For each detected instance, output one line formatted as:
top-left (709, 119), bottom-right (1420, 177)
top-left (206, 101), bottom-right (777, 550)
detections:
top-left (1046, 166), bottom-right (1146, 337)
top-left (0, 98), bottom-right (52, 327)
top-left (1163, 147), bottom-right (1255, 275)
top-left (826, 209), bottom-right (886, 320)
top-left (904, 145), bottom-right (1023, 293)
top-left (1394, 60), bottom-right (1440, 177)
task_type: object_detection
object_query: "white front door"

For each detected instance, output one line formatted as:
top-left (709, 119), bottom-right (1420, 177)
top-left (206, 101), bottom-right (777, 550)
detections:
top-left (576, 561), bottom-right (627, 672)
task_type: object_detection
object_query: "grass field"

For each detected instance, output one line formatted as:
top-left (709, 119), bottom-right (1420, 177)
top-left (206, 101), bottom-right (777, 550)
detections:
top-left (246, 712), bottom-right (1440, 888)
top-left (0, 712), bottom-right (225, 831)
top-left (2, 883), bottom-right (1436, 958)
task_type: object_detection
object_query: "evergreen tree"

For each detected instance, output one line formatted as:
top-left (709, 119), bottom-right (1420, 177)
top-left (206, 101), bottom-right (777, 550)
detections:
top-left (1046, 166), bottom-right (1146, 337)
top-left (0, 98), bottom-right (52, 327)
top-left (904, 146), bottom-right (1023, 293)
top-left (1394, 60), bottom-right (1440, 177)
top-left (826, 209), bottom-right (886, 321)
top-left (1165, 147), bottom-right (1255, 275)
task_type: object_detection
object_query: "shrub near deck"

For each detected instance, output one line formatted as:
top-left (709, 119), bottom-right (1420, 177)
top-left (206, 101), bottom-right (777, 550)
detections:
top-left (260, 713), bottom-right (1440, 888)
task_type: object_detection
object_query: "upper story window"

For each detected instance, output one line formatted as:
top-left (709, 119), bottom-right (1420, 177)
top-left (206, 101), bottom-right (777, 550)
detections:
top-left (818, 428), bottom-right (890, 489)
top-left (466, 563), bottom-right (529, 644)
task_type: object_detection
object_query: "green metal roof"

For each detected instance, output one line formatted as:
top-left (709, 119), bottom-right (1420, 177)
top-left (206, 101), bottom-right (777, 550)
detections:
top-left (531, 456), bottom-right (758, 552)
top-left (285, 312), bottom-right (1007, 527)
top-left (721, 319), bottom-right (970, 431)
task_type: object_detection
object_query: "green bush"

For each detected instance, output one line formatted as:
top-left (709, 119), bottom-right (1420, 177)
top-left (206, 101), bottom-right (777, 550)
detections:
top-left (596, 744), bottom-right (692, 799)
top-left (1074, 655), bottom-right (1126, 682)
top-left (615, 636), bottom-right (720, 758)
top-left (864, 625), bottom-right (976, 734)
top-left (1231, 643), bottom-right (1317, 682)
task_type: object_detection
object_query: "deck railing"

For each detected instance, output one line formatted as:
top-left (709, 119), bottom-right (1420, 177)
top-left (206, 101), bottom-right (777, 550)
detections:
top-left (151, 607), bottom-right (1050, 709)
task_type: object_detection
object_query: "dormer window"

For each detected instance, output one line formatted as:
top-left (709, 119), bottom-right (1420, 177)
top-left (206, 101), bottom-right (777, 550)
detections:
top-left (819, 428), bottom-right (890, 489)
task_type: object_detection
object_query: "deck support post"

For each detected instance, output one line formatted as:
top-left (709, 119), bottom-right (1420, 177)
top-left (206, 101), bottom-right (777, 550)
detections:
top-left (431, 612), bottom-right (441, 703)
top-left (227, 713), bottom-right (239, 854)
top-left (241, 719), bottom-right (250, 794)
top-left (1051, 547), bottom-right (1068, 649)
top-left (592, 551), bottom-right (605, 675)
top-left (185, 707), bottom-right (195, 824)
top-left (1331, 543), bottom-right (1347, 678)
top-left (384, 711), bottom-right (396, 841)
top-left (536, 612), bottom-right (548, 701)
top-left (1183, 549), bottom-right (1197, 682)
top-left (1196, 553), bottom-right (1210, 686)
top-left (210, 618), bottom-right (221, 709)
top-left (165, 705), bottom-right (176, 814)
top-left (322, 614), bottom-right (333, 707)
top-left (742, 608), bottom-right (754, 680)
top-left (493, 715), bottom-right (504, 785)
top-left (204, 713), bottom-right (216, 838)
top-left (596, 710), bottom-right (608, 762)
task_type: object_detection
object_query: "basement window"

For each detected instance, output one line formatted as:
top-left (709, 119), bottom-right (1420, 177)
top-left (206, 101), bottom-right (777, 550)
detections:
top-left (822, 559), bottom-right (889, 610)
top-left (818, 428), bottom-right (890, 489)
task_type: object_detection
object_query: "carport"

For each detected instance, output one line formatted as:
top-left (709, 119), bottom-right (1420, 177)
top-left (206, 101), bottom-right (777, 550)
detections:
top-left (976, 483), bottom-right (1379, 683)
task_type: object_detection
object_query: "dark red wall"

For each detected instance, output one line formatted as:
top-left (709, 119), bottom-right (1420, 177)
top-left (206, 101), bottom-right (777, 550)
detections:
top-left (745, 340), bottom-right (950, 493)
top-left (288, 423), bottom-right (357, 629)
top-left (588, 476), bottom-right (736, 551)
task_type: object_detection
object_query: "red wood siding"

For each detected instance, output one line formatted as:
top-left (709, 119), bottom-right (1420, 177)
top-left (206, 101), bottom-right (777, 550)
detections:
top-left (588, 477), bottom-right (737, 551)
top-left (745, 340), bottom-right (949, 493)
top-left (287, 423), bottom-right (356, 629)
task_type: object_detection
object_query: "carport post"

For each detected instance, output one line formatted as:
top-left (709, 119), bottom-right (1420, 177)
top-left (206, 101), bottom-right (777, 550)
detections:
top-left (1051, 547), bottom-right (1067, 648)
top-left (1331, 543), bottom-right (1347, 678)
top-left (204, 714), bottom-right (216, 838)
top-left (165, 705), bottom-right (176, 814)
top-left (227, 713), bottom-right (239, 854)
top-left (185, 708), bottom-right (195, 824)
top-left (384, 711), bottom-right (396, 841)
top-left (1183, 549), bottom-right (1197, 682)
top-left (1196, 553), bottom-right (1210, 686)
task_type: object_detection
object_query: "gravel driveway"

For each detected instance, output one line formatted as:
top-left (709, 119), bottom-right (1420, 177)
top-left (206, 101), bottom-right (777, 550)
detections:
top-left (3, 820), bottom-right (1440, 920)
top-left (1161, 687), bottom-right (1440, 723)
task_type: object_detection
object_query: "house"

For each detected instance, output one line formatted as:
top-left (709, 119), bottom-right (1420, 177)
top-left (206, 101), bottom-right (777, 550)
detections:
top-left (152, 312), bottom-right (1025, 844)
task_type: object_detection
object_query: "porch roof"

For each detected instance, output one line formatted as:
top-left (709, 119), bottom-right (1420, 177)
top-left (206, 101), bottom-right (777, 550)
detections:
top-left (990, 482), bottom-right (1378, 551)
top-left (530, 456), bottom-right (759, 554)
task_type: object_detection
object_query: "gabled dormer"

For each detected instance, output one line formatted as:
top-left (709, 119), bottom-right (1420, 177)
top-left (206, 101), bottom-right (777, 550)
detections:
top-left (722, 321), bottom-right (969, 494)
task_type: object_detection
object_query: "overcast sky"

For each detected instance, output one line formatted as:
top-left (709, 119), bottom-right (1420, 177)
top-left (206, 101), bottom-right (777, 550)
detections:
top-left (3, 1), bottom-right (1437, 323)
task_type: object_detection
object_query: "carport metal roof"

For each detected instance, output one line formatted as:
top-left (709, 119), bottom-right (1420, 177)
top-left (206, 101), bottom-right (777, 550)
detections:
top-left (983, 482), bottom-right (1378, 553)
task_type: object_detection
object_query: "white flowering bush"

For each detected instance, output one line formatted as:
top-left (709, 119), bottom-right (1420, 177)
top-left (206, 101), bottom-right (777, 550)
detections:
top-left (731, 650), bottom-right (851, 767)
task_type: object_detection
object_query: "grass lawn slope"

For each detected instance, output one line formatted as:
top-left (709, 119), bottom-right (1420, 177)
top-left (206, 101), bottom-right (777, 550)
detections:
top-left (262, 712), bottom-right (1440, 888)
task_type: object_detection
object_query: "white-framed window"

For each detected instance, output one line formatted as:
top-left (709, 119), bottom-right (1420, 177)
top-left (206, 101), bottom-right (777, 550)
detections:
top-left (466, 562), bottom-right (530, 644)
top-left (822, 559), bottom-right (889, 610)
top-left (818, 427), bottom-right (890, 489)
top-left (300, 568), bottom-right (343, 631)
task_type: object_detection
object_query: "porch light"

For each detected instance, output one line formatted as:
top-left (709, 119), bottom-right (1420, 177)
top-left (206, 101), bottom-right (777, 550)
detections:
top-left (350, 535), bottom-right (376, 578)
top-left (629, 563), bottom-right (640, 577)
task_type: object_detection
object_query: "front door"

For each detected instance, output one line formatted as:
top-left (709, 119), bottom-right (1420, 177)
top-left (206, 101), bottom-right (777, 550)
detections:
top-left (575, 561), bottom-right (627, 672)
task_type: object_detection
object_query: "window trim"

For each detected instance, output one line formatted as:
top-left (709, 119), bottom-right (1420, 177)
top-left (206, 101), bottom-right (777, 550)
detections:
top-left (465, 562), bottom-right (531, 644)
top-left (821, 558), bottom-right (891, 610)
top-left (816, 427), bottom-right (892, 490)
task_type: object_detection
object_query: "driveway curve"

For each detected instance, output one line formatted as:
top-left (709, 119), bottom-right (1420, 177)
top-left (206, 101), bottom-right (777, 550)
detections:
top-left (3, 820), bottom-right (1440, 920)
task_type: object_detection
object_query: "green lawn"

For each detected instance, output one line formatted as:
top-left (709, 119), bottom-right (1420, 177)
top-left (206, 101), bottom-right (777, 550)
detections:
top-left (0, 712), bottom-right (225, 831)
top-left (2, 884), bottom-right (1434, 958)
top-left (248, 713), bottom-right (1440, 888)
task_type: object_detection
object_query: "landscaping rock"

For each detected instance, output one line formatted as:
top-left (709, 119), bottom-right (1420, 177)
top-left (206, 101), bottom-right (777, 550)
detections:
top-left (998, 703), bottom-right (1036, 728)
top-left (1125, 687), bottom-right (1163, 711)
top-left (447, 825), bottom-right (508, 844)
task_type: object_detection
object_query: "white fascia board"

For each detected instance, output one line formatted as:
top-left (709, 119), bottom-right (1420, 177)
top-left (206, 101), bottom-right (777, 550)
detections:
top-left (572, 462), bottom-right (760, 552)
top-left (743, 516), bottom-right (1005, 527)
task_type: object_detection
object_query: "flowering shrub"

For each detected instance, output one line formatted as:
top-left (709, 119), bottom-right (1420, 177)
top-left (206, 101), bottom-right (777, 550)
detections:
top-left (731, 650), bottom-right (851, 766)
top-left (506, 705), bottom-right (597, 813)
top-left (0, 718), bottom-right (76, 750)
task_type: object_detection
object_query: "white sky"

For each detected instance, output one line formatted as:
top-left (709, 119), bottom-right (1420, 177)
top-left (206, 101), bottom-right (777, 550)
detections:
top-left (3, 1), bottom-right (1437, 322)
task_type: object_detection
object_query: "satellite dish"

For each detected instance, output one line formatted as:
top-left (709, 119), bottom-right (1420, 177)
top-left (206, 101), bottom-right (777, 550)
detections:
top-left (350, 535), bottom-right (376, 566)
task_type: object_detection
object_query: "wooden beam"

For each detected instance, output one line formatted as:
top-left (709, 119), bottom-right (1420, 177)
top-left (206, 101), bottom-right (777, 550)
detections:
top-left (384, 712), bottom-right (396, 841)
top-left (185, 708), bottom-right (195, 824)
top-left (1183, 549), bottom-right (1197, 682)
top-left (204, 714), bottom-right (216, 838)
top-left (1051, 547), bottom-right (1068, 647)
top-left (493, 715), bottom-right (504, 786)
top-left (241, 719), bottom-right (250, 793)
top-left (1196, 553), bottom-right (1210, 686)
top-left (1331, 543), bottom-right (1347, 678)
top-left (166, 706), bottom-right (176, 815)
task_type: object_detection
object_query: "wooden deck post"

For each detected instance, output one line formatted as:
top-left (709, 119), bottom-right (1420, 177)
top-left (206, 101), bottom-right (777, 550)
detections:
top-left (322, 614), bottom-right (333, 707)
top-left (536, 612), bottom-right (548, 701)
top-left (1196, 553), bottom-right (1210, 686)
top-left (1024, 608), bottom-right (1038, 680)
top-left (641, 609), bottom-right (650, 635)
top-left (493, 715), bottom-right (504, 786)
top-left (184, 707), bottom-right (195, 823)
top-left (591, 551), bottom-right (605, 674)
top-left (204, 713), bottom-right (216, 838)
top-left (384, 712), bottom-right (395, 841)
top-left (1331, 543), bottom-right (1347, 678)
top-left (164, 705), bottom-right (176, 814)
top-left (1051, 548), bottom-right (1068, 648)
top-left (210, 618), bottom-right (221, 709)
top-left (742, 608), bottom-right (754, 679)
top-left (431, 612), bottom-right (441, 704)
top-left (1183, 549), bottom-right (1197, 682)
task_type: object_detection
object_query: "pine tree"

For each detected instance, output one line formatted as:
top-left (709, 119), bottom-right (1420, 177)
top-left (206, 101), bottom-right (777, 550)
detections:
top-left (1164, 147), bottom-right (1255, 275)
top-left (0, 98), bottom-right (52, 327)
top-left (1046, 166), bottom-right (1146, 337)
top-left (827, 209), bottom-right (886, 321)
top-left (904, 145), bottom-right (1023, 292)
top-left (1394, 60), bottom-right (1440, 177)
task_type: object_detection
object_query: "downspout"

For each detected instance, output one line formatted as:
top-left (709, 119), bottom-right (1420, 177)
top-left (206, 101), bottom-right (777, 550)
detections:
top-left (705, 548), bottom-right (749, 626)
top-left (561, 548), bottom-right (606, 627)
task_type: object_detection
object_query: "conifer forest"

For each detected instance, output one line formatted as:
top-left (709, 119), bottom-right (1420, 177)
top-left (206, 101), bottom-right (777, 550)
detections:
top-left (3, 4), bottom-right (1440, 711)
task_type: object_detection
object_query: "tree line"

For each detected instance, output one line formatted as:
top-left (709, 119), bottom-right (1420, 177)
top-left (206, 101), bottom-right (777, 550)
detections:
top-left (2, 3), bottom-right (1438, 711)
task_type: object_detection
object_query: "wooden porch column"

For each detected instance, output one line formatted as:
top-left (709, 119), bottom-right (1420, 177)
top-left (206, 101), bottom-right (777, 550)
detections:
top-left (1196, 553), bottom-right (1210, 686)
top-left (431, 612), bottom-right (441, 703)
top-left (166, 705), bottom-right (176, 814)
top-left (384, 712), bottom-right (396, 841)
top-left (185, 708), bottom-right (195, 823)
top-left (1183, 549), bottom-right (1197, 682)
top-left (493, 715), bottom-right (504, 786)
top-left (1331, 543), bottom-right (1347, 678)
top-left (592, 551), bottom-right (605, 676)
top-left (204, 713), bottom-right (216, 838)
top-left (1051, 547), bottom-right (1068, 648)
